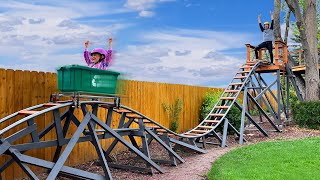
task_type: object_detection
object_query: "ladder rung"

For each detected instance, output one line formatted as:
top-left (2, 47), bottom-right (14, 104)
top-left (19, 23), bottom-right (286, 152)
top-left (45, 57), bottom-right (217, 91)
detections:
top-left (198, 126), bottom-right (214, 129)
top-left (209, 114), bottom-right (225, 117)
top-left (133, 119), bottom-right (151, 123)
top-left (18, 110), bottom-right (39, 115)
top-left (220, 97), bottom-right (235, 100)
top-left (192, 129), bottom-right (208, 133)
top-left (156, 129), bottom-right (168, 133)
top-left (100, 104), bottom-right (116, 108)
top-left (234, 76), bottom-right (247, 79)
top-left (203, 120), bottom-right (220, 123)
top-left (237, 71), bottom-right (250, 74)
top-left (215, 106), bottom-right (230, 109)
top-left (225, 90), bottom-right (238, 93)
top-left (146, 125), bottom-right (160, 129)
top-left (43, 103), bottom-right (60, 107)
top-left (230, 82), bottom-right (243, 86)
top-left (113, 109), bottom-right (132, 113)
top-left (55, 100), bottom-right (72, 103)
top-left (126, 114), bottom-right (143, 118)
top-left (246, 62), bottom-right (256, 65)
top-left (241, 65), bottom-right (253, 68)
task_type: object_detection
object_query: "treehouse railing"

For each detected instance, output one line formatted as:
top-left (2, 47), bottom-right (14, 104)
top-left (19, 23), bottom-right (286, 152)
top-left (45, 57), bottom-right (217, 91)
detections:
top-left (289, 49), bottom-right (304, 66)
top-left (245, 40), bottom-right (288, 66)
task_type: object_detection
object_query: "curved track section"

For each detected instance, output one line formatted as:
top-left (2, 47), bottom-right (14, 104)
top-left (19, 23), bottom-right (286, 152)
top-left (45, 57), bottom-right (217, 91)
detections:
top-left (111, 62), bottom-right (262, 140)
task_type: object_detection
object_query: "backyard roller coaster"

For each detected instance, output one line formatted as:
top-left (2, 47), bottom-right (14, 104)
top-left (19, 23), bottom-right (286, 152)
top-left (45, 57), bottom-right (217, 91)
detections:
top-left (0, 41), bottom-right (303, 179)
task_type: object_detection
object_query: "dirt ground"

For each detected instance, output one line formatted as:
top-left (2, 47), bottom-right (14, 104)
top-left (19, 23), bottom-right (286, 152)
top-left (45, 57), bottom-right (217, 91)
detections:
top-left (36, 125), bottom-right (320, 180)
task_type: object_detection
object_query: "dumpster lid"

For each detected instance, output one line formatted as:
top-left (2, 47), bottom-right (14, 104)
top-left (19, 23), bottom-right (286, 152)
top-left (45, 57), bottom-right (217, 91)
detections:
top-left (56, 64), bottom-right (120, 75)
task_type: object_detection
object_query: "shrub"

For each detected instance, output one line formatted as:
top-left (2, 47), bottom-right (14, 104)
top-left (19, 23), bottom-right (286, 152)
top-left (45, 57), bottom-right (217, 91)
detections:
top-left (200, 90), bottom-right (241, 133)
top-left (289, 87), bottom-right (299, 109)
top-left (200, 90), bottom-right (223, 122)
top-left (292, 101), bottom-right (320, 130)
top-left (225, 106), bottom-right (241, 132)
top-left (162, 98), bottom-right (183, 132)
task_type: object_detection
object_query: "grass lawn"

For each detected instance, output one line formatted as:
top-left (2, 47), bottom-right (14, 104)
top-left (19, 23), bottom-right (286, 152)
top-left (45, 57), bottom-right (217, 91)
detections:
top-left (207, 137), bottom-right (320, 180)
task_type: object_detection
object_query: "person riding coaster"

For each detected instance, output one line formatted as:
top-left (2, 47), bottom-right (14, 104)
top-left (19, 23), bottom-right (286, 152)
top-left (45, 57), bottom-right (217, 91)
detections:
top-left (254, 11), bottom-right (274, 65)
top-left (84, 38), bottom-right (113, 70)
top-left (90, 48), bottom-right (107, 64)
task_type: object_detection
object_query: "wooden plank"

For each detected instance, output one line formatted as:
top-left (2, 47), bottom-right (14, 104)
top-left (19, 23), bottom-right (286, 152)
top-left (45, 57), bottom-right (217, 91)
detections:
top-left (113, 109), bottom-right (131, 113)
top-left (133, 119), bottom-right (151, 123)
top-left (229, 82), bottom-right (243, 86)
top-left (203, 120), bottom-right (219, 123)
top-left (234, 76), bottom-right (247, 79)
top-left (225, 90), bottom-right (238, 93)
top-left (44, 72), bottom-right (53, 163)
top-left (237, 71), bottom-right (250, 74)
top-left (191, 129), bottom-right (208, 133)
top-left (43, 103), bottom-right (60, 107)
top-left (126, 114), bottom-right (143, 118)
top-left (36, 71), bottom-right (46, 173)
top-left (6, 69), bottom-right (20, 179)
top-left (220, 97), bottom-right (235, 100)
top-left (198, 125), bottom-right (214, 129)
top-left (184, 132), bottom-right (200, 136)
top-left (18, 110), bottom-right (39, 115)
top-left (145, 125), bottom-right (160, 129)
top-left (0, 68), bottom-right (10, 180)
top-left (215, 106), bottom-right (230, 109)
top-left (156, 129), bottom-right (168, 133)
top-left (240, 65), bottom-right (253, 68)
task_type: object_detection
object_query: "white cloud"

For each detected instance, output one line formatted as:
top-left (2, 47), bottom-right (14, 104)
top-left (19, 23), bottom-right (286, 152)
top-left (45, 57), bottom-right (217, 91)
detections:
top-left (280, 22), bottom-right (300, 48)
top-left (0, 1), bottom-right (255, 87)
top-left (139, 10), bottom-right (155, 17)
top-left (124, 0), bottom-right (174, 17)
top-left (109, 28), bottom-right (253, 86)
top-left (0, 1), bottom-right (130, 70)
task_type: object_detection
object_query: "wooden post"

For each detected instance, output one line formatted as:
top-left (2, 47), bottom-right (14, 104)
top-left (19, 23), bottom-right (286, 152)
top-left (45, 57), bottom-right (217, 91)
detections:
top-left (298, 50), bottom-right (302, 65)
top-left (274, 41), bottom-right (279, 65)
top-left (258, 49), bottom-right (262, 60)
top-left (284, 44), bottom-right (288, 64)
top-left (245, 44), bottom-right (251, 62)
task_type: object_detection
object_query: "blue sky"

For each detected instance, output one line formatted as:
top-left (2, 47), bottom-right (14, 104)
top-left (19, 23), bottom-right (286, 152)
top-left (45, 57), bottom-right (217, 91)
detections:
top-left (0, 0), bottom-right (287, 87)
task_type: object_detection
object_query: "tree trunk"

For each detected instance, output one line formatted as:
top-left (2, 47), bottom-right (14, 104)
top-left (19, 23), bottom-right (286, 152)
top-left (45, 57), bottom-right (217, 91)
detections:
top-left (274, 0), bottom-right (282, 40)
top-left (274, 0), bottom-right (306, 98)
top-left (285, 0), bottom-right (320, 100)
top-left (305, 0), bottom-right (319, 100)
top-left (284, 9), bottom-right (291, 44)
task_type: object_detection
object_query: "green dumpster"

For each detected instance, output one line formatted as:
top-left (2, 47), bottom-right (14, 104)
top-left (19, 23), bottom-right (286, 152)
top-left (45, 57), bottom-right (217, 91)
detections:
top-left (57, 65), bottom-right (120, 95)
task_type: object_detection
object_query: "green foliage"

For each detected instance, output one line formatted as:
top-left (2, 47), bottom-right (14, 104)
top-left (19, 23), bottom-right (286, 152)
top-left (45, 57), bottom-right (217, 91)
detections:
top-left (225, 106), bottom-right (241, 132)
top-left (199, 90), bottom-right (241, 133)
top-left (207, 137), bottom-right (320, 179)
top-left (199, 90), bottom-right (223, 122)
top-left (289, 87), bottom-right (299, 109)
top-left (290, 20), bottom-right (320, 49)
top-left (292, 101), bottom-right (320, 130)
top-left (162, 98), bottom-right (183, 132)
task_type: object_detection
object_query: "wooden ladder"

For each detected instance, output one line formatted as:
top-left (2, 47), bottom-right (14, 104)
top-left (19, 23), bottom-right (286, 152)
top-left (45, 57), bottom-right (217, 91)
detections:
top-left (183, 62), bottom-right (259, 137)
